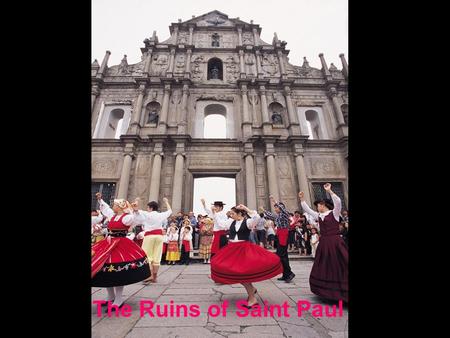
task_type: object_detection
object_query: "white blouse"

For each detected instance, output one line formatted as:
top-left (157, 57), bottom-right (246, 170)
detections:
top-left (301, 193), bottom-right (342, 222)
top-left (213, 211), bottom-right (260, 242)
top-left (98, 199), bottom-right (137, 227)
top-left (203, 205), bottom-right (229, 231)
top-left (167, 232), bottom-right (179, 241)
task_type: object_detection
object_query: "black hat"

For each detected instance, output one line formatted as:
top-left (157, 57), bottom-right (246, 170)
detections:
top-left (313, 199), bottom-right (334, 210)
top-left (212, 201), bottom-right (226, 207)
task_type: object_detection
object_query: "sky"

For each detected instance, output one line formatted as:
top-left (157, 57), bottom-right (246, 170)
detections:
top-left (92, 0), bottom-right (348, 69)
top-left (192, 177), bottom-right (236, 216)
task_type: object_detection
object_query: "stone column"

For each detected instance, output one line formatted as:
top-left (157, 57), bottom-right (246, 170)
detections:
top-left (277, 50), bottom-right (286, 78)
top-left (158, 84), bottom-right (171, 132)
top-left (178, 84), bottom-right (189, 134)
top-left (167, 48), bottom-right (176, 76)
top-left (132, 84), bottom-right (146, 125)
top-left (294, 153), bottom-right (311, 205)
top-left (91, 85), bottom-right (99, 112)
top-left (171, 150), bottom-right (185, 213)
top-left (185, 49), bottom-right (192, 77)
top-left (143, 49), bottom-right (153, 75)
top-left (319, 53), bottom-right (332, 80)
top-left (98, 50), bottom-right (111, 76)
top-left (244, 152), bottom-right (257, 210)
top-left (265, 152), bottom-right (280, 211)
top-left (117, 152), bottom-right (134, 199)
top-left (239, 50), bottom-right (246, 78)
top-left (173, 26), bottom-right (179, 44)
top-left (260, 85), bottom-right (272, 134)
top-left (255, 50), bottom-right (263, 78)
top-left (328, 87), bottom-right (348, 138)
top-left (241, 84), bottom-right (252, 137)
top-left (252, 27), bottom-right (259, 46)
top-left (283, 86), bottom-right (301, 135)
top-left (329, 87), bottom-right (346, 126)
top-left (339, 53), bottom-right (348, 79)
top-left (188, 26), bottom-right (194, 45)
top-left (237, 27), bottom-right (243, 46)
top-left (148, 147), bottom-right (164, 202)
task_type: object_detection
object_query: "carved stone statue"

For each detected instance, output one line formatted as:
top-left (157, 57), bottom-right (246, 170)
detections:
top-left (210, 65), bottom-right (220, 79)
top-left (271, 112), bottom-right (283, 124)
top-left (148, 109), bottom-right (159, 123)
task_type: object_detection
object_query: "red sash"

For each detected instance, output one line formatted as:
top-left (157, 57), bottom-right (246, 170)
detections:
top-left (145, 229), bottom-right (163, 236)
top-left (277, 228), bottom-right (289, 246)
top-left (182, 240), bottom-right (190, 252)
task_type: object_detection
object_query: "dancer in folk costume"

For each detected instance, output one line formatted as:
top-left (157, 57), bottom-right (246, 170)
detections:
top-left (310, 227), bottom-right (320, 258)
top-left (199, 217), bottom-right (214, 264)
top-left (201, 199), bottom-right (229, 257)
top-left (160, 228), bottom-right (168, 265)
top-left (260, 196), bottom-right (296, 283)
top-left (165, 224), bottom-right (180, 264)
top-left (299, 183), bottom-right (348, 303)
top-left (134, 197), bottom-right (173, 284)
top-left (92, 193), bottom-right (151, 311)
top-left (91, 209), bottom-right (106, 244)
top-left (211, 204), bottom-right (283, 308)
top-left (179, 221), bottom-right (193, 265)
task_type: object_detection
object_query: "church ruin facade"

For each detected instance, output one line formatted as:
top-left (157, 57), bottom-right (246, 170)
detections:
top-left (91, 10), bottom-right (349, 212)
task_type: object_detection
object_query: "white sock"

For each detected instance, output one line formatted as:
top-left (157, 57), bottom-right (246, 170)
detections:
top-left (112, 286), bottom-right (124, 306)
top-left (106, 287), bottom-right (115, 301)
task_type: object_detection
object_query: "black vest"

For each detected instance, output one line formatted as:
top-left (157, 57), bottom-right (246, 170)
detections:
top-left (229, 218), bottom-right (251, 241)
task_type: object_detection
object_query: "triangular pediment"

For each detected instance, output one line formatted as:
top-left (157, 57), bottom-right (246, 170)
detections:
top-left (181, 10), bottom-right (246, 27)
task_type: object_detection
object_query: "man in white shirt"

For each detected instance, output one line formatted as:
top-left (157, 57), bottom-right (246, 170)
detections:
top-left (134, 197), bottom-right (173, 284)
top-left (201, 199), bottom-right (229, 257)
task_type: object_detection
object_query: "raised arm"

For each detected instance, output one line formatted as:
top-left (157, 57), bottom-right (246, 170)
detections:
top-left (159, 197), bottom-right (173, 219)
top-left (237, 204), bottom-right (260, 229)
top-left (260, 206), bottom-right (276, 221)
top-left (298, 191), bottom-right (319, 220)
top-left (96, 193), bottom-right (115, 220)
top-left (201, 198), bottom-right (213, 217)
top-left (212, 209), bottom-right (234, 230)
top-left (324, 183), bottom-right (342, 221)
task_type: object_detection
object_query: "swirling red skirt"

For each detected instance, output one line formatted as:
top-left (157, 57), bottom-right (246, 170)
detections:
top-left (91, 237), bottom-right (151, 287)
top-left (211, 241), bottom-right (283, 284)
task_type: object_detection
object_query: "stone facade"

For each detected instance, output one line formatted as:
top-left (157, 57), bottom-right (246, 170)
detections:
top-left (91, 10), bottom-right (348, 212)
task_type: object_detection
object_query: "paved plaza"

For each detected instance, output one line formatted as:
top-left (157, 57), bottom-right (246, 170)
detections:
top-left (92, 260), bottom-right (348, 338)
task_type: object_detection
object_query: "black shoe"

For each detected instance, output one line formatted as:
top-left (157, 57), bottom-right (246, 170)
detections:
top-left (242, 302), bottom-right (259, 309)
top-left (284, 273), bottom-right (295, 283)
top-left (277, 276), bottom-right (286, 281)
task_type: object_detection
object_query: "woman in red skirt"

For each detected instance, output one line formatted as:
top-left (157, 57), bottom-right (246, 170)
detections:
top-left (299, 183), bottom-right (348, 303)
top-left (211, 204), bottom-right (283, 308)
top-left (92, 193), bottom-right (151, 311)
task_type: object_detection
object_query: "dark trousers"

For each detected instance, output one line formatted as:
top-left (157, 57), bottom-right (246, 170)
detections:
top-left (180, 245), bottom-right (190, 265)
top-left (256, 229), bottom-right (267, 246)
top-left (276, 244), bottom-right (292, 278)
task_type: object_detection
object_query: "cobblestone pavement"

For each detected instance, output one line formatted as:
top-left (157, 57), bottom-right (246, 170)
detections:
top-left (92, 260), bottom-right (348, 338)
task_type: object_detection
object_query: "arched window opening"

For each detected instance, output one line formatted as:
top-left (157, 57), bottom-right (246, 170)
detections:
top-left (305, 110), bottom-right (322, 140)
top-left (204, 104), bottom-right (226, 138)
top-left (207, 58), bottom-right (223, 80)
top-left (105, 108), bottom-right (125, 139)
